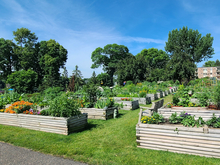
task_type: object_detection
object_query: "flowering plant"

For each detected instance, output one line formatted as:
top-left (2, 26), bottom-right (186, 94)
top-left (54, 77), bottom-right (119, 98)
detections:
top-left (141, 112), bottom-right (165, 124)
top-left (121, 98), bottom-right (133, 101)
top-left (4, 100), bottom-right (39, 115)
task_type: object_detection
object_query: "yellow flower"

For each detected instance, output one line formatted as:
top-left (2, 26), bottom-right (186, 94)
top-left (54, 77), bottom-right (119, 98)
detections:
top-left (143, 121), bottom-right (146, 123)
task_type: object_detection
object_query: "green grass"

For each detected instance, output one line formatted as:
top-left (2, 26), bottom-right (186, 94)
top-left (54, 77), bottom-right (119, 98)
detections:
top-left (0, 94), bottom-right (220, 165)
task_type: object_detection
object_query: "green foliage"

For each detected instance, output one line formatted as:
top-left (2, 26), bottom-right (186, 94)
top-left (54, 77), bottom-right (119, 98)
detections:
top-left (0, 38), bottom-right (19, 81)
top-left (91, 44), bottom-right (131, 86)
top-left (203, 61), bottom-right (216, 67)
top-left (116, 55), bottom-right (147, 85)
top-left (172, 95), bottom-right (180, 105)
top-left (197, 92), bottom-right (210, 107)
top-left (47, 94), bottom-right (81, 117)
top-left (212, 83), bottom-right (220, 108)
top-left (169, 112), bottom-right (182, 124)
top-left (165, 26), bottom-right (214, 83)
top-left (7, 69), bottom-right (38, 94)
top-left (169, 112), bottom-right (205, 127)
top-left (96, 73), bottom-right (111, 86)
top-left (39, 39), bottom-right (68, 88)
top-left (141, 112), bottom-right (165, 124)
top-left (43, 87), bottom-right (63, 101)
top-left (94, 97), bottom-right (115, 109)
top-left (72, 65), bottom-right (83, 91)
top-left (206, 113), bottom-right (220, 128)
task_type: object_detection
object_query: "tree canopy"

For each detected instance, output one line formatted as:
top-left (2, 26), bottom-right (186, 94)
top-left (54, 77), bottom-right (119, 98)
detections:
top-left (116, 55), bottom-right (147, 85)
top-left (203, 59), bottom-right (220, 67)
top-left (165, 26), bottom-right (214, 83)
top-left (136, 48), bottom-right (169, 82)
top-left (91, 44), bottom-right (131, 85)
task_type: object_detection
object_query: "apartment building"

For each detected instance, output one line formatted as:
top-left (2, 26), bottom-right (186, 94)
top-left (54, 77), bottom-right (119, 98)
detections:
top-left (195, 66), bottom-right (220, 79)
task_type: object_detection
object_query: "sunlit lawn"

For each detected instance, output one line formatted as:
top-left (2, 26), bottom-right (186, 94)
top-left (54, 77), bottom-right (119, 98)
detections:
top-left (0, 94), bottom-right (220, 165)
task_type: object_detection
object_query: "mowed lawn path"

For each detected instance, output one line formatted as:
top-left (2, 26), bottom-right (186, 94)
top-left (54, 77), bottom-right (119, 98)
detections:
top-left (0, 95), bottom-right (220, 165)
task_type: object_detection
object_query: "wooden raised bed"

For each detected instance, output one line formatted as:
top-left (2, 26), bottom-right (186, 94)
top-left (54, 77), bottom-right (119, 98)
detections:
top-left (136, 123), bottom-right (220, 158)
top-left (137, 108), bottom-right (220, 158)
top-left (80, 107), bottom-right (118, 120)
top-left (0, 113), bottom-right (88, 135)
top-left (158, 105), bottom-right (220, 121)
top-left (113, 97), bottom-right (150, 105)
top-left (115, 100), bottom-right (139, 110)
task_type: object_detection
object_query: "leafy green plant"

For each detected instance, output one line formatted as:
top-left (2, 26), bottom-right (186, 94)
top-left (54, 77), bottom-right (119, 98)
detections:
top-left (206, 113), bottom-right (220, 128)
top-left (212, 83), bottom-right (220, 109)
top-left (197, 92), bottom-right (210, 107)
top-left (172, 95), bottom-right (180, 105)
top-left (48, 94), bottom-right (81, 117)
top-left (181, 115), bottom-right (196, 127)
top-left (169, 112), bottom-right (182, 124)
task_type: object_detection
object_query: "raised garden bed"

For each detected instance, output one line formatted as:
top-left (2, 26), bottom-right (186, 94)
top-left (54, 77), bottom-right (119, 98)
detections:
top-left (158, 104), bottom-right (220, 121)
top-left (113, 97), bottom-right (150, 105)
top-left (115, 100), bottom-right (139, 110)
top-left (0, 113), bottom-right (88, 135)
top-left (146, 94), bottom-right (158, 101)
top-left (136, 123), bottom-right (220, 158)
top-left (80, 107), bottom-right (118, 120)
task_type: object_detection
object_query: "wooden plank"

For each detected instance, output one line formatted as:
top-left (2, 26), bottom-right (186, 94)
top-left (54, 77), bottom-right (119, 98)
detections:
top-left (137, 138), bottom-right (220, 149)
top-left (138, 134), bottom-right (220, 145)
top-left (139, 143), bottom-right (220, 157)
top-left (137, 146), bottom-right (220, 159)
top-left (137, 128), bottom-right (220, 138)
top-left (138, 124), bottom-right (203, 132)
top-left (137, 130), bottom-right (220, 141)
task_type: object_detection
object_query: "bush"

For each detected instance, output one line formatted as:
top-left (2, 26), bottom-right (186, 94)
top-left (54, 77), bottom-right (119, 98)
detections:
top-left (212, 83), bottom-right (220, 108)
top-left (48, 94), bottom-right (81, 117)
top-left (7, 69), bottom-right (38, 93)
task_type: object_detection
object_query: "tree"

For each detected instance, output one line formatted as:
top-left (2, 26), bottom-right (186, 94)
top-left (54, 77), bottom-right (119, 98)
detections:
top-left (91, 44), bottom-right (131, 85)
top-left (90, 71), bottom-right (97, 85)
top-left (216, 59), bottom-right (220, 66)
top-left (72, 65), bottom-right (83, 91)
top-left (165, 26), bottom-right (214, 83)
top-left (7, 69), bottom-right (38, 93)
top-left (60, 67), bottom-right (69, 90)
top-left (203, 61), bottom-right (216, 67)
top-left (39, 39), bottom-right (68, 88)
top-left (0, 38), bottom-right (20, 81)
top-left (165, 51), bottom-right (196, 83)
top-left (116, 55), bottom-right (148, 85)
top-left (165, 26), bottom-right (214, 63)
top-left (96, 73), bottom-right (111, 86)
top-left (13, 28), bottom-right (38, 71)
top-left (136, 48), bottom-right (169, 81)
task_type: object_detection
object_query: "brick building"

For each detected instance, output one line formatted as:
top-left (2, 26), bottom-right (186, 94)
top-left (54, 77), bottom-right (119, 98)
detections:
top-left (195, 66), bottom-right (220, 79)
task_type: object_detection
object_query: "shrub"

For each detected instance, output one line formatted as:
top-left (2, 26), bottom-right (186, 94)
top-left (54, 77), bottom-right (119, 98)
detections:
top-left (7, 69), bottom-right (38, 94)
top-left (48, 94), bottom-right (81, 117)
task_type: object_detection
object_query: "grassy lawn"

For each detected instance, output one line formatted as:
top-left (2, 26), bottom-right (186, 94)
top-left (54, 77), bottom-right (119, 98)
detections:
top-left (0, 94), bottom-right (220, 165)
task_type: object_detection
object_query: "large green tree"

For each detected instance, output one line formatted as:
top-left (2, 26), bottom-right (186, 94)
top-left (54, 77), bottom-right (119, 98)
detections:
top-left (0, 38), bottom-right (20, 81)
top-left (91, 44), bottom-right (131, 85)
top-left (136, 48), bottom-right (169, 81)
top-left (116, 55), bottom-right (147, 85)
top-left (39, 39), bottom-right (68, 88)
top-left (165, 26), bottom-right (214, 83)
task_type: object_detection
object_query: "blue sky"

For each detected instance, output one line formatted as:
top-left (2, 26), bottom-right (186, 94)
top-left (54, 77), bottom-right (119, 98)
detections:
top-left (0, 0), bottom-right (220, 78)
